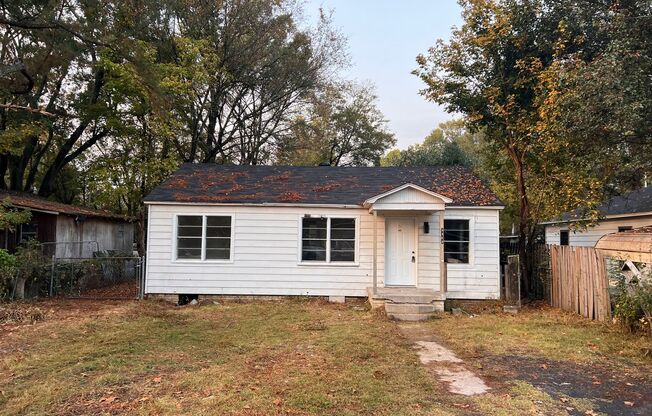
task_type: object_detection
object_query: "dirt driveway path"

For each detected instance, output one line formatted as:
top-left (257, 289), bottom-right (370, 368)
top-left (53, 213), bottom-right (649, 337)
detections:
top-left (399, 321), bottom-right (652, 416)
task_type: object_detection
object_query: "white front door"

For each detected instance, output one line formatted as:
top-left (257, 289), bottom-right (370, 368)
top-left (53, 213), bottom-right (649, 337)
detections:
top-left (385, 218), bottom-right (416, 286)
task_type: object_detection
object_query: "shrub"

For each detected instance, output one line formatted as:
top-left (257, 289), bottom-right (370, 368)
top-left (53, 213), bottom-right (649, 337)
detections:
top-left (0, 249), bottom-right (17, 300)
top-left (612, 263), bottom-right (652, 335)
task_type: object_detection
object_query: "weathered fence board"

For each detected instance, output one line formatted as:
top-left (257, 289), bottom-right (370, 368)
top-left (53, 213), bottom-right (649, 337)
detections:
top-left (549, 245), bottom-right (611, 321)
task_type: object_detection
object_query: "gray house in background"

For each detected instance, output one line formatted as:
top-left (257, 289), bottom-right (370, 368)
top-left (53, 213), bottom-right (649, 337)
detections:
top-left (542, 186), bottom-right (652, 247)
top-left (0, 191), bottom-right (134, 258)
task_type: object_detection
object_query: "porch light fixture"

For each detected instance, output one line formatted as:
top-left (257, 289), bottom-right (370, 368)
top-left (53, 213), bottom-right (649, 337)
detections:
top-left (424, 222), bottom-right (430, 234)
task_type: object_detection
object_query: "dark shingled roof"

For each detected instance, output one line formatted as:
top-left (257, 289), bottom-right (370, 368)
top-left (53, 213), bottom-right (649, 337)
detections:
top-left (0, 191), bottom-right (130, 221)
top-left (557, 186), bottom-right (652, 222)
top-left (145, 164), bottom-right (503, 207)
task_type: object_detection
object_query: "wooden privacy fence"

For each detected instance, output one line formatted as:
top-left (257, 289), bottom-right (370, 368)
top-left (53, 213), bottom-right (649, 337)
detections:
top-left (549, 245), bottom-right (611, 321)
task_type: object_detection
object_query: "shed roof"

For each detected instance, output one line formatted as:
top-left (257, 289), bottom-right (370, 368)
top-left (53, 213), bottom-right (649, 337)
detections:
top-left (596, 225), bottom-right (652, 263)
top-left (144, 164), bottom-right (503, 207)
top-left (0, 191), bottom-right (130, 221)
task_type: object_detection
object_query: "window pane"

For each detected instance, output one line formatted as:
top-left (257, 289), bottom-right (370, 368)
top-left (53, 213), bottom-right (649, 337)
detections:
top-left (443, 229), bottom-right (469, 241)
top-left (445, 241), bottom-right (469, 254)
top-left (302, 218), bottom-right (327, 239)
top-left (330, 218), bottom-right (355, 262)
top-left (444, 219), bottom-right (469, 264)
top-left (178, 237), bottom-right (202, 249)
top-left (331, 250), bottom-right (354, 262)
top-left (302, 218), bottom-right (328, 261)
top-left (302, 239), bottom-right (327, 250)
top-left (206, 226), bottom-right (231, 238)
top-left (207, 216), bottom-right (231, 227)
top-left (331, 228), bottom-right (355, 240)
top-left (445, 252), bottom-right (469, 263)
top-left (206, 248), bottom-right (230, 260)
top-left (206, 238), bottom-right (230, 249)
top-left (302, 228), bottom-right (327, 239)
top-left (178, 226), bottom-right (202, 237)
top-left (178, 216), bottom-right (202, 226)
top-left (302, 249), bottom-right (326, 261)
top-left (177, 236), bottom-right (201, 260)
top-left (331, 240), bottom-right (355, 251)
top-left (331, 218), bottom-right (355, 229)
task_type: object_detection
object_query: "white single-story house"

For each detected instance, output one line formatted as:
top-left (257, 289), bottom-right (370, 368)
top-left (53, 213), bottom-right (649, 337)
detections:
top-left (542, 186), bottom-right (652, 247)
top-left (143, 164), bottom-right (503, 307)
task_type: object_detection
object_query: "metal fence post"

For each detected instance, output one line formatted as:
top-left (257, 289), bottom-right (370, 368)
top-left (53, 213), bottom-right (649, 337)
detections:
top-left (49, 255), bottom-right (55, 297)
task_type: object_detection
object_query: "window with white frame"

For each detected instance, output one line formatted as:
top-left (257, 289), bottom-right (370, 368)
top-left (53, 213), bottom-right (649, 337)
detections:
top-left (301, 217), bottom-right (355, 263)
top-left (176, 215), bottom-right (232, 260)
top-left (444, 219), bottom-right (470, 264)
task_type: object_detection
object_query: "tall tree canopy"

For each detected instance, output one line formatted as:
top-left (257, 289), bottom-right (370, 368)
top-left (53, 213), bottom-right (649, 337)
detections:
top-left (381, 120), bottom-right (477, 167)
top-left (414, 0), bottom-right (651, 294)
top-left (276, 83), bottom-right (395, 166)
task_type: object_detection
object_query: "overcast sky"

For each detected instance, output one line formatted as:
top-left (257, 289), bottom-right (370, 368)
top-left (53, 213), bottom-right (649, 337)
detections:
top-left (305, 0), bottom-right (463, 149)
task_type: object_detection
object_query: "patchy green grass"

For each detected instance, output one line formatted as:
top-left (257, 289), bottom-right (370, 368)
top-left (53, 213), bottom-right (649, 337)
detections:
top-left (1, 300), bottom-right (450, 416)
top-left (1, 300), bottom-right (650, 415)
top-left (423, 304), bottom-right (651, 365)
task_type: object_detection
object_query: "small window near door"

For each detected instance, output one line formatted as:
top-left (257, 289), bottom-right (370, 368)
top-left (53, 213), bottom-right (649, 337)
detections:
top-left (444, 219), bottom-right (470, 264)
top-left (559, 230), bottom-right (569, 246)
top-left (618, 226), bottom-right (633, 232)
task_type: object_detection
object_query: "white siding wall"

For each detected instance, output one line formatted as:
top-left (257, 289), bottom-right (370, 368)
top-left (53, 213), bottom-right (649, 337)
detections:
top-left (145, 204), bottom-right (501, 299)
top-left (545, 215), bottom-right (652, 247)
top-left (444, 209), bottom-right (501, 299)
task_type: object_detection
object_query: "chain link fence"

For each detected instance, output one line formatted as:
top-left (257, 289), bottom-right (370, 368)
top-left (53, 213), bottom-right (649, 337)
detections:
top-left (4, 241), bottom-right (145, 300)
top-left (49, 255), bottom-right (145, 299)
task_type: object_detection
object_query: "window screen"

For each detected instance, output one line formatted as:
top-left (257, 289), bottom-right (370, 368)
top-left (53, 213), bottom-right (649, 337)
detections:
top-left (302, 217), bottom-right (327, 261)
top-left (301, 217), bottom-right (356, 262)
top-left (444, 219), bottom-right (470, 264)
top-left (205, 216), bottom-right (231, 260)
top-left (176, 215), bottom-right (232, 260)
top-left (330, 218), bottom-right (355, 262)
top-left (177, 216), bottom-right (203, 259)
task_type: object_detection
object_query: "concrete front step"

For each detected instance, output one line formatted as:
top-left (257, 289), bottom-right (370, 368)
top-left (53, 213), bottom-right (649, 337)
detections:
top-left (386, 312), bottom-right (436, 321)
top-left (385, 300), bottom-right (445, 321)
top-left (385, 303), bottom-right (440, 314)
top-left (384, 294), bottom-right (444, 304)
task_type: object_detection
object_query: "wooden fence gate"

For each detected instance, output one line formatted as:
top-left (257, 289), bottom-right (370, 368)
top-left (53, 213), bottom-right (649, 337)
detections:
top-left (549, 245), bottom-right (611, 321)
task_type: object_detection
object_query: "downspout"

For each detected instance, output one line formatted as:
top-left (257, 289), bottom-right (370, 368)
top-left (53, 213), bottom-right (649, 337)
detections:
top-left (439, 210), bottom-right (447, 294)
top-left (372, 210), bottom-right (378, 295)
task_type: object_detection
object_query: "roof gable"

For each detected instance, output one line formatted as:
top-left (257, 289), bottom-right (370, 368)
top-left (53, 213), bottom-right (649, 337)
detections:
top-left (363, 184), bottom-right (453, 206)
top-left (145, 164), bottom-right (502, 207)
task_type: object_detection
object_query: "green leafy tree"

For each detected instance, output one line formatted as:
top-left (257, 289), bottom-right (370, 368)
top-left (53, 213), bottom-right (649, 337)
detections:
top-left (413, 0), bottom-right (621, 294)
top-left (381, 119), bottom-right (477, 167)
top-left (277, 83), bottom-right (396, 166)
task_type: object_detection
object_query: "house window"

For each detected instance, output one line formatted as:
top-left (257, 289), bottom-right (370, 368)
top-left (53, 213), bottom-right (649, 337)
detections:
top-left (444, 219), bottom-right (469, 264)
top-left (20, 223), bottom-right (38, 243)
top-left (301, 217), bottom-right (356, 263)
top-left (559, 230), bottom-right (569, 246)
top-left (176, 215), bottom-right (232, 260)
top-left (618, 226), bottom-right (632, 232)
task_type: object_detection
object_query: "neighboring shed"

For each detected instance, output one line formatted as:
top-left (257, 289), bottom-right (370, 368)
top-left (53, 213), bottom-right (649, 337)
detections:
top-left (595, 225), bottom-right (652, 263)
top-left (0, 191), bottom-right (134, 258)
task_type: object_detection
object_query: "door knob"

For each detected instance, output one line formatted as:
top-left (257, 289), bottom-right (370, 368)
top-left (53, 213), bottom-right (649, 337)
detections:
top-left (411, 255), bottom-right (416, 263)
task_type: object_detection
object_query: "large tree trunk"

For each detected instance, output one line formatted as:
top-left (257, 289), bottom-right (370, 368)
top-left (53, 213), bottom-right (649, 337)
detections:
top-left (507, 145), bottom-right (531, 298)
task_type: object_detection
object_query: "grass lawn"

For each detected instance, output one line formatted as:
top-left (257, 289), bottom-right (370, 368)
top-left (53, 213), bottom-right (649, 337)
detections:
top-left (1, 299), bottom-right (650, 415)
